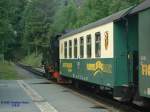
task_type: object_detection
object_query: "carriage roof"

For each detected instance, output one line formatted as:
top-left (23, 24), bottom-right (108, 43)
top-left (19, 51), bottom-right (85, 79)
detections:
top-left (130, 0), bottom-right (150, 14)
top-left (60, 6), bottom-right (133, 39)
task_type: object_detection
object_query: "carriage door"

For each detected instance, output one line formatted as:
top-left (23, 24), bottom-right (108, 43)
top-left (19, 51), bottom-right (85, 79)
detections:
top-left (128, 51), bottom-right (138, 86)
top-left (132, 51), bottom-right (138, 85)
top-left (127, 15), bottom-right (138, 86)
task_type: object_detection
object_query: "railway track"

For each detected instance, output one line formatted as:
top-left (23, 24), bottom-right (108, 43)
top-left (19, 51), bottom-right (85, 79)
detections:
top-left (67, 86), bottom-right (143, 112)
top-left (61, 82), bottom-right (144, 112)
top-left (17, 63), bottom-right (147, 112)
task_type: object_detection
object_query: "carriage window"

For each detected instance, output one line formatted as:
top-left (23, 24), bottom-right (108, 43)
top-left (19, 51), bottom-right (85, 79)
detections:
top-left (74, 39), bottom-right (77, 58)
top-left (95, 32), bottom-right (101, 57)
top-left (69, 40), bottom-right (72, 58)
top-left (87, 35), bottom-right (91, 58)
top-left (80, 37), bottom-right (84, 58)
top-left (64, 41), bottom-right (67, 58)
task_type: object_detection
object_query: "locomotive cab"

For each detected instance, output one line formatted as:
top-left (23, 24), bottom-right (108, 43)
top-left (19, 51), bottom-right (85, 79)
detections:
top-left (42, 34), bottom-right (61, 79)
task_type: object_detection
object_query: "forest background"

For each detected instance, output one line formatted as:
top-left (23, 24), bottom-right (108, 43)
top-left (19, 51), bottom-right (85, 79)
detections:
top-left (0, 0), bottom-right (143, 66)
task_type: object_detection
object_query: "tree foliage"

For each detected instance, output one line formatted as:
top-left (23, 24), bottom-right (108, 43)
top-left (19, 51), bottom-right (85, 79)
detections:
top-left (0, 0), bottom-right (27, 60)
top-left (51, 0), bottom-right (143, 34)
top-left (0, 0), bottom-right (144, 61)
top-left (22, 0), bottom-right (57, 56)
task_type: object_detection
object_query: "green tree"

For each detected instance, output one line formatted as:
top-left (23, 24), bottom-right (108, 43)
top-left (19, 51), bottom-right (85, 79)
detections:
top-left (23, 0), bottom-right (57, 56)
top-left (109, 0), bottom-right (143, 14)
top-left (52, 0), bottom-right (144, 33)
top-left (76, 0), bottom-right (110, 26)
top-left (0, 0), bottom-right (27, 61)
top-left (52, 0), bottom-right (78, 33)
top-left (0, 0), bottom-right (14, 60)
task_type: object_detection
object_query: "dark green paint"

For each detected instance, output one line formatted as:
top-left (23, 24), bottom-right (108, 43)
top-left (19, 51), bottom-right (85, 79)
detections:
top-left (114, 21), bottom-right (129, 86)
top-left (139, 8), bottom-right (150, 98)
top-left (60, 59), bottom-right (114, 87)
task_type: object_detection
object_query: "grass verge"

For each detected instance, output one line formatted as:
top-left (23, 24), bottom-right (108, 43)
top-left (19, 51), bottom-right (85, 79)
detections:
top-left (0, 61), bottom-right (24, 80)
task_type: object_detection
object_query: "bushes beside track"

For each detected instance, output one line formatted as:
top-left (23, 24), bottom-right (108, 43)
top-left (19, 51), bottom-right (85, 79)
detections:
top-left (21, 53), bottom-right (42, 68)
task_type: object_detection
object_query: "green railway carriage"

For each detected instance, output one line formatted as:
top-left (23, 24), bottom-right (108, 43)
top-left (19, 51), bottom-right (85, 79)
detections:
top-left (59, 7), bottom-right (136, 101)
top-left (130, 0), bottom-right (150, 99)
top-left (59, 0), bottom-right (150, 103)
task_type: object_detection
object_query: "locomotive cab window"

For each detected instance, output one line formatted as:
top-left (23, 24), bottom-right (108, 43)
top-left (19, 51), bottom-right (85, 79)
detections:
top-left (69, 40), bottom-right (72, 58)
top-left (95, 32), bottom-right (101, 57)
top-left (64, 41), bottom-right (67, 58)
top-left (80, 37), bottom-right (84, 58)
top-left (74, 39), bottom-right (78, 58)
top-left (87, 35), bottom-right (91, 58)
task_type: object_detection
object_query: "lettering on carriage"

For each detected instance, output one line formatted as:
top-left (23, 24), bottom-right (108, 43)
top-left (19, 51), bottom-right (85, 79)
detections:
top-left (62, 63), bottom-right (72, 72)
top-left (86, 61), bottom-right (112, 76)
top-left (141, 64), bottom-right (150, 76)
